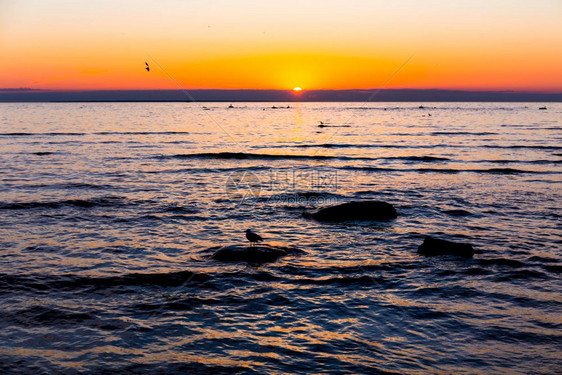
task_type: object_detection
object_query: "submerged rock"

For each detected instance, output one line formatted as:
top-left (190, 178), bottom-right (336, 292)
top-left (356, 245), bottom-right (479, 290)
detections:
top-left (417, 236), bottom-right (475, 257)
top-left (211, 244), bottom-right (304, 264)
top-left (303, 201), bottom-right (397, 222)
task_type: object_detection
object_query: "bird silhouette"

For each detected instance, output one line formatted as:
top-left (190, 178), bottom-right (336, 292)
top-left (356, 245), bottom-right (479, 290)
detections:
top-left (245, 229), bottom-right (263, 246)
top-left (145, 62), bottom-right (150, 72)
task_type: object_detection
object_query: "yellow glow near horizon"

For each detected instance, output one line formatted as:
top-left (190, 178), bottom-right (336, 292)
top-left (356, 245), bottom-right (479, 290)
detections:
top-left (1, 0), bottom-right (561, 91)
top-left (293, 87), bottom-right (302, 92)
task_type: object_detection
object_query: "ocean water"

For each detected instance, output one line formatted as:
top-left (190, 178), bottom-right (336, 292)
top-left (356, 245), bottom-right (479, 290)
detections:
top-left (0, 102), bottom-right (560, 374)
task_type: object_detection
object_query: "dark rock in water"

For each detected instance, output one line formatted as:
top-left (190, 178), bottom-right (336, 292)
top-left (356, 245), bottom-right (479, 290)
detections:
top-left (303, 201), bottom-right (397, 222)
top-left (32, 151), bottom-right (55, 156)
top-left (211, 244), bottom-right (304, 264)
top-left (417, 236), bottom-right (475, 257)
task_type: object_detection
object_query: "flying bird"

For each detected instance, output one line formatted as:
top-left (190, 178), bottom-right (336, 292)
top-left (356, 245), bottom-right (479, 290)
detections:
top-left (145, 62), bottom-right (150, 72)
top-left (245, 229), bottom-right (263, 246)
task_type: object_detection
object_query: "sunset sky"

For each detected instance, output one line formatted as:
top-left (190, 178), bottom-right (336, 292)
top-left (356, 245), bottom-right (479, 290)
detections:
top-left (1, 0), bottom-right (561, 91)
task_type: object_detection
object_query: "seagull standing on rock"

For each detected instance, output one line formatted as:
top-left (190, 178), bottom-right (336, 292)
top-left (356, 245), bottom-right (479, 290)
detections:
top-left (245, 229), bottom-right (263, 246)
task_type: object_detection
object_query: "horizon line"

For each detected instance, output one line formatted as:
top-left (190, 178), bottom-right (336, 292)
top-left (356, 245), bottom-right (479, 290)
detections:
top-left (2, 87), bottom-right (562, 94)
top-left (2, 88), bottom-right (561, 103)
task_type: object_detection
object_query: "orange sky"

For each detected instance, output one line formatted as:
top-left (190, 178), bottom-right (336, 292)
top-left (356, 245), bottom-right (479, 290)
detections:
top-left (1, 0), bottom-right (561, 91)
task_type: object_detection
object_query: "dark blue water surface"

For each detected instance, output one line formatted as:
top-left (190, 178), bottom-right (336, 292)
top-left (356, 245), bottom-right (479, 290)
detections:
top-left (0, 102), bottom-right (561, 374)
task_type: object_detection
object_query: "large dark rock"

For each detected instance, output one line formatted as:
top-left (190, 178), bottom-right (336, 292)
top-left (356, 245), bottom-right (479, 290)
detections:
top-left (303, 201), bottom-right (398, 222)
top-left (417, 236), bottom-right (475, 257)
top-left (211, 244), bottom-right (304, 264)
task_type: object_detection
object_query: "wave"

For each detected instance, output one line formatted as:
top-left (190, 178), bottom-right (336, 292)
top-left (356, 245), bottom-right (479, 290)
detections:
top-left (478, 258), bottom-right (526, 268)
top-left (289, 143), bottom-right (562, 150)
top-left (159, 152), bottom-right (339, 160)
top-left (491, 269), bottom-right (548, 282)
top-left (442, 209), bottom-right (472, 217)
top-left (484, 168), bottom-right (536, 174)
top-left (17, 182), bottom-right (113, 190)
top-left (161, 204), bottom-right (199, 214)
top-left (527, 256), bottom-right (559, 263)
top-left (483, 159), bottom-right (562, 165)
top-left (430, 131), bottom-right (498, 136)
top-left (96, 131), bottom-right (191, 135)
top-left (438, 167), bottom-right (543, 174)
top-left (343, 166), bottom-right (549, 174)
top-left (144, 166), bottom-right (273, 174)
top-left (291, 275), bottom-right (384, 286)
top-left (291, 143), bottom-right (414, 149)
top-left (0, 271), bottom-right (386, 293)
top-left (177, 150), bottom-right (559, 165)
top-left (3, 305), bottom-right (97, 326)
top-left (156, 152), bottom-right (453, 163)
top-left (0, 196), bottom-right (128, 210)
top-left (0, 132), bottom-right (86, 136)
top-left (0, 271), bottom-right (208, 293)
top-left (0, 131), bottom-right (191, 137)
top-left (7, 132), bottom-right (560, 153)
top-left (382, 156), bottom-right (450, 162)
top-left (542, 264), bottom-right (562, 274)
top-left (482, 145), bottom-right (562, 150)
top-left (341, 106), bottom-right (521, 111)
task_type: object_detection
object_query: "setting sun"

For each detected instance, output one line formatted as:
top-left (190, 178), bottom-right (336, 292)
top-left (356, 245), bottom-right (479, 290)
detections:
top-left (293, 87), bottom-right (302, 92)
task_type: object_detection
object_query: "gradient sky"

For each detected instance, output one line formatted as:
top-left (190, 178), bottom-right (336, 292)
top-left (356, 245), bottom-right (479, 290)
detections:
top-left (1, 0), bottom-right (561, 91)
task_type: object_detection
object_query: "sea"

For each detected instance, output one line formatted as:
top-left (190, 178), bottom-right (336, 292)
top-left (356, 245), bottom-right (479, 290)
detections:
top-left (0, 102), bottom-right (560, 374)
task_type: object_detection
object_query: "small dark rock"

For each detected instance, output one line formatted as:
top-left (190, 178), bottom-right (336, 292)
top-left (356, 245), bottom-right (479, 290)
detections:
top-left (303, 201), bottom-right (397, 222)
top-left (211, 244), bottom-right (304, 264)
top-left (32, 151), bottom-right (55, 156)
top-left (417, 236), bottom-right (475, 257)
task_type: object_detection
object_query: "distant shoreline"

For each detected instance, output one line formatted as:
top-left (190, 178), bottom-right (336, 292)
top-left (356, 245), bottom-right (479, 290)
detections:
top-left (1, 89), bottom-right (561, 103)
top-left (5, 101), bottom-right (559, 104)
